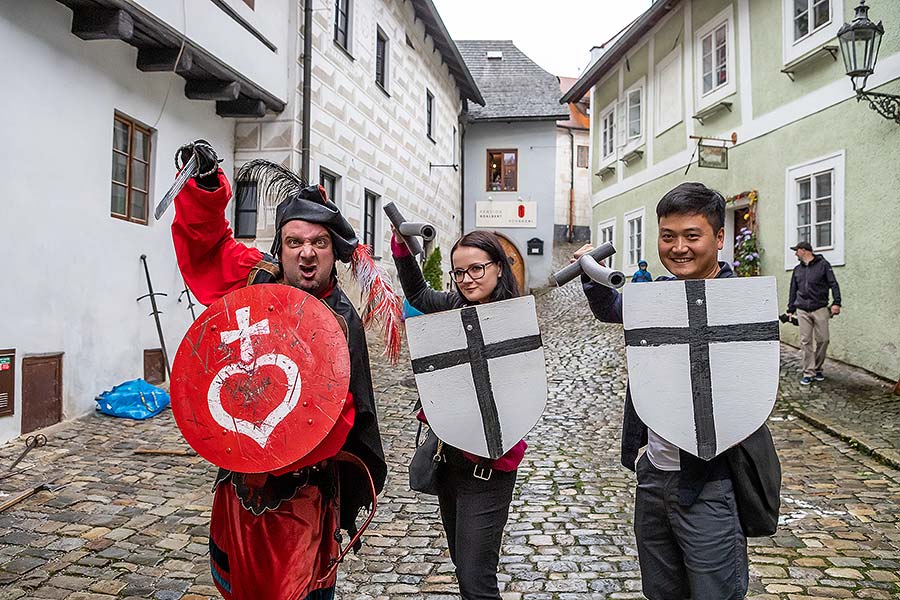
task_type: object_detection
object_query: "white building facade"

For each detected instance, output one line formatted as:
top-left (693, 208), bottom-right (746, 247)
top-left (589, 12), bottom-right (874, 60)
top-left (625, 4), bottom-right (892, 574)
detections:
top-left (232, 0), bottom-right (482, 274)
top-left (0, 0), bottom-right (292, 444)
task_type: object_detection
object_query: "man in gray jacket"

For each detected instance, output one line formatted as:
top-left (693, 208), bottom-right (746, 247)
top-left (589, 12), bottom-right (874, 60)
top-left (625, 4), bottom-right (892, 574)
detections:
top-left (786, 241), bottom-right (842, 385)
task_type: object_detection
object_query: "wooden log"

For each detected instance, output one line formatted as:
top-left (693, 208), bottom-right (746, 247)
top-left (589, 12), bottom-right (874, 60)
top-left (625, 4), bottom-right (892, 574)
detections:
top-left (72, 8), bottom-right (133, 41)
top-left (216, 98), bottom-right (266, 118)
top-left (136, 47), bottom-right (193, 73)
top-left (185, 80), bottom-right (241, 101)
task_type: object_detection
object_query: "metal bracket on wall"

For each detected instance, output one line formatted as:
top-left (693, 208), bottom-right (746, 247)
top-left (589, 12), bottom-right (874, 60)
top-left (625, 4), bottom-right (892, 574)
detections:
top-left (429, 162), bottom-right (459, 171)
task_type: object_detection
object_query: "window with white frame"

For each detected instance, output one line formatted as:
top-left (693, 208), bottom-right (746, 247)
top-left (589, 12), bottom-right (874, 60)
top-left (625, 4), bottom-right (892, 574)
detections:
top-left (363, 189), bottom-right (380, 254)
top-left (782, 0), bottom-right (842, 65)
top-left (656, 46), bottom-right (683, 134)
top-left (784, 151), bottom-right (845, 268)
top-left (624, 208), bottom-right (645, 267)
top-left (695, 6), bottom-right (736, 110)
top-left (599, 102), bottom-right (616, 161)
top-left (618, 80), bottom-right (644, 149)
top-left (375, 26), bottom-right (389, 91)
top-left (597, 217), bottom-right (616, 267)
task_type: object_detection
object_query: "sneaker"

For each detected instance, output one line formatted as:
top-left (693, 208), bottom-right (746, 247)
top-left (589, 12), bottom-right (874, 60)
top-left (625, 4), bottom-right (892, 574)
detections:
top-left (800, 376), bottom-right (813, 385)
top-left (815, 371), bottom-right (825, 381)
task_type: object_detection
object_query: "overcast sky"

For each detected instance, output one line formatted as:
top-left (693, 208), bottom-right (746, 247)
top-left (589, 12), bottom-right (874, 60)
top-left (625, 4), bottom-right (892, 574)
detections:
top-left (432, 0), bottom-right (654, 78)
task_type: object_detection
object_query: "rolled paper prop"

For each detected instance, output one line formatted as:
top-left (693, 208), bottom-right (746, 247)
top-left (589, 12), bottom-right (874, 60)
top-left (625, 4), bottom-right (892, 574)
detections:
top-left (384, 202), bottom-right (431, 257)
top-left (579, 254), bottom-right (626, 289)
top-left (398, 221), bottom-right (436, 242)
top-left (550, 242), bottom-right (616, 287)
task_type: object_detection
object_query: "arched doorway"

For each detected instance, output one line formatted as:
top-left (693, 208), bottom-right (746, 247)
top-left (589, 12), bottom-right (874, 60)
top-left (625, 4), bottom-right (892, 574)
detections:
top-left (495, 234), bottom-right (527, 293)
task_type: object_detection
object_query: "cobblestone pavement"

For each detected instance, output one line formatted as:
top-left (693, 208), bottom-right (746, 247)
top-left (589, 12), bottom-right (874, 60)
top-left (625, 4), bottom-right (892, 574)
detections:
top-left (1, 263), bottom-right (899, 599)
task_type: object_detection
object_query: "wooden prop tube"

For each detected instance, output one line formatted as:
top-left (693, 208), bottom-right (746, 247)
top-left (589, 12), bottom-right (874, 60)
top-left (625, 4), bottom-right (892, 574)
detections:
top-left (550, 242), bottom-right (616, 287)
top-left (383, 202), bottom-right (428, 257)
top-left (579, 254), bottom-right (626, 289)
top-left (398, 221), bottom-right (436, 242)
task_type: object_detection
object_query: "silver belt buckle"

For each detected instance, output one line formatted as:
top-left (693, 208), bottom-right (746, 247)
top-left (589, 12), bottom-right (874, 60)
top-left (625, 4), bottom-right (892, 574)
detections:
top-left (473, 464), bottom-right (493, 481)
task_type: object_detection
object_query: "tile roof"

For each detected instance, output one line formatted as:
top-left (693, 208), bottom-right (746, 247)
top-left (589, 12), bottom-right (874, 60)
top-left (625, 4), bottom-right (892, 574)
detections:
top-left (457, 40), bottom-right (569, 122)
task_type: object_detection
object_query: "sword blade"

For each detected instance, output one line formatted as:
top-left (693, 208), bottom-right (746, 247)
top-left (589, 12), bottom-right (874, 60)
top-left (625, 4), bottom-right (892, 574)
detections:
top-left (154, 153), bottom-right (198, 220)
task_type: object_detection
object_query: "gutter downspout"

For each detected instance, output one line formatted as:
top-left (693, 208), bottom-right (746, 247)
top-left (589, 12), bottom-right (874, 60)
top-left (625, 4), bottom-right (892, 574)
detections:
top-left (459, 108), bottom-right (467, 236)
top-left (300, 0), bottom-right (313, 182)
top-left (568, 128), bottom-right (575, 243)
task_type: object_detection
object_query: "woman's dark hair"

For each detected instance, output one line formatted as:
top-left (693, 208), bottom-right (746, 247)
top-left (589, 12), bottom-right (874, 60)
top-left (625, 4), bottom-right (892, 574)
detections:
top-left (656, 182), bottom-right (726, 232)
top-left (450, 230), bottom-right (521, 302)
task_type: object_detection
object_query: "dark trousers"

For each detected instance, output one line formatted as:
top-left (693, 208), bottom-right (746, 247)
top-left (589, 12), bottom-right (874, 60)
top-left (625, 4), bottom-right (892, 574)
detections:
top-left (303, 588), bottom-right (334, 600)
top-left (634, 454), bottom-right (748, 600)
top-left (436, 462), bottom-right (517, 600)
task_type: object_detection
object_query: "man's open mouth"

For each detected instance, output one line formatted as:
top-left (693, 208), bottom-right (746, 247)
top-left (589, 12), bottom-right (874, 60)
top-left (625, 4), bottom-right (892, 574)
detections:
top-left (299, 264), bottom-right (318, 278)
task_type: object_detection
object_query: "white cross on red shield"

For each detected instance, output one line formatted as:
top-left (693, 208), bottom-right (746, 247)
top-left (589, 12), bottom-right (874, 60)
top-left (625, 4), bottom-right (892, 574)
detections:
top-left (170, 284), bottom-right (350, 473)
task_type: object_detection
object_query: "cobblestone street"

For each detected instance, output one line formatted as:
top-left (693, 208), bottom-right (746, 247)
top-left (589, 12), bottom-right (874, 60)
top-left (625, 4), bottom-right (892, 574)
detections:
top-left (1, 271), bottom-right (899, 600)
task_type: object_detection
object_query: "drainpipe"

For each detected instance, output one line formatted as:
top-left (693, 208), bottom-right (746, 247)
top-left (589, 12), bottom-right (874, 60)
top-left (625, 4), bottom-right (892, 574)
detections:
top-left (300, 0), bottom-right (313, 182)
top-left (568, 128), bottom-right (575, 243)
top-left (459, 112), bottom-right (467, 236)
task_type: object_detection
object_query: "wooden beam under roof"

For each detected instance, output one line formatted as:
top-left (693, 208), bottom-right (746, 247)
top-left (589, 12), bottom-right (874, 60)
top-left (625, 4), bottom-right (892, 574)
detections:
top-left (71, 7), bottom-right (133, 41)
top-left (216, 97), bottom-right (266, 118)
top-left (186, 80), bottom-right (241, 101)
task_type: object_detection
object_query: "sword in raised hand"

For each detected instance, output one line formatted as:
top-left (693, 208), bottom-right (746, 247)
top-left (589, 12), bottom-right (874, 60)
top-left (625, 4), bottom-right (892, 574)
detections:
top-left (154, 152), bottom-right (198, 221)
top-left (154, 141), bottom-right (218, 221)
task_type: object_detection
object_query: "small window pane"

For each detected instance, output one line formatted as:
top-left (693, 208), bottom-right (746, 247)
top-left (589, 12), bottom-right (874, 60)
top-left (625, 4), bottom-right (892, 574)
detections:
top-left (133, 129), bottom-right (150, 161)
top-left (237, 212), bottom-right (256, 236)
top-left (794, 0), bottom-right (810, 40)
top-left (703, 72), bottom-right (713, 94)
top-left (114, 121), bottom-right (130, 152)
top-left (111, 184), bottom-right (127, 215)
top-left (815, 172), bottom-right (831, 198)
top-left (798, 202), bottom-right (811, 226)
top-left (132, 160), bottom-right (148, 192)
top-left (816, 224), bottom-right (832, 247)
top-left (112, 152), bottom-right (128, 184)
top-left (715, 24), bottom-right (726, 47)
top-left (813, 0), bottom-right (829, 29)
top-left (798, 177), bottom-right (811, 200)
top-left (131, 191), bottom-right (147, 222)
top-left (797, 225), bottom-right (811, 243)
top-left (815, 198), bottom-right (831, 223)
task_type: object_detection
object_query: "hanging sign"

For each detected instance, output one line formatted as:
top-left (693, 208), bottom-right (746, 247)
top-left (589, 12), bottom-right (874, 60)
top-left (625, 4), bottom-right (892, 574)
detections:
top-left (698, 143), bottom-right (729, 169)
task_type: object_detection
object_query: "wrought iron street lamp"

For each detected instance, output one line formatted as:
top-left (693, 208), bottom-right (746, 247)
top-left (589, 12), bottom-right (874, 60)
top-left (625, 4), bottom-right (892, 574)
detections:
top-left (838, 0), bottom-right (899, 124)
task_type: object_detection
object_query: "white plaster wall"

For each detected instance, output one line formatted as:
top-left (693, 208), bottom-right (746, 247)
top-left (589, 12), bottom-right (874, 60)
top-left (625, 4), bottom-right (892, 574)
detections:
top-left (234, 0), bottom-right (465, 280)
top-left (554, 127), bottom-right (592, 235)
top-left (464, 121), bottom-right (558, 289)
top-left (0, 1), bottom-right (235, 444)
top-left (129, 0), bottom-right (291, 102)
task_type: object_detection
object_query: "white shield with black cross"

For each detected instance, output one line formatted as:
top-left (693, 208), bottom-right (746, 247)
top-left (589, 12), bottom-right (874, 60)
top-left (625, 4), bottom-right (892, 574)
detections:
top-left (623, 277), bottom-right (780, 460)
top-left (406, 296), bottom-right (547, 459)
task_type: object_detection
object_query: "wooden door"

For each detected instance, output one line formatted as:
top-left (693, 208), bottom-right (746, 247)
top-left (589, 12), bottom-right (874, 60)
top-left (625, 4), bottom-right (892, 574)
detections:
top-left (144, 349), bottom-right (166, 385)
top-left (22, 354), bottom-right (63, 434)
top-left (497, 235), bottom-right (526, 293)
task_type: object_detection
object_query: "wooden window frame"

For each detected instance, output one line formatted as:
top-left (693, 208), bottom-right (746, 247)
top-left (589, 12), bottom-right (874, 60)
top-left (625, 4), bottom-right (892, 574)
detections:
top-left (234, 181), bottom-right (258, 239)
top-left (375, 27), bottom-right (388, 91)
top-left (111, 114), bottom-right (152, 225)
top-left (334, 0), bottom-right (350, 50)
top-left (426, 89), bottom-right (434, 141)
top-left (363, 190), bottom-right (379, 252)
top-left (486, 149), bottom-right (518, 192)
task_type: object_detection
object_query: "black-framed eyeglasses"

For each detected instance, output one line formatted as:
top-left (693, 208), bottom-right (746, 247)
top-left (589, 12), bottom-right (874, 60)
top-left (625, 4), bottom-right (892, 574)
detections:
top-left (449, 261), bottom-right (498, 283)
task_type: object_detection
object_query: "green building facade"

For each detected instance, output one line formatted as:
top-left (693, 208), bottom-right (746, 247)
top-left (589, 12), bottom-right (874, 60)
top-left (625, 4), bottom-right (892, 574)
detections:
top-left (563, 0), bottom-right (900, 379)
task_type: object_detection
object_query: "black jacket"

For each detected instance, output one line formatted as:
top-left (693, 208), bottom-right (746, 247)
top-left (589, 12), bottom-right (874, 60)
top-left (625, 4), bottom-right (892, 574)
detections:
top-left (393, 253), bottom-right (468, 312)
top-left (788, 254), bottom-right (841, 312)
top-left (582, 262), bottom-right (777, 507)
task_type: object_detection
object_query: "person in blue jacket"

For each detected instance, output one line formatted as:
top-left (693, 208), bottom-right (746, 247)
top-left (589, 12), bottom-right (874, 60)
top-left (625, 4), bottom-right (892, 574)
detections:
top-left (631, 259), bottom-right (653, 283)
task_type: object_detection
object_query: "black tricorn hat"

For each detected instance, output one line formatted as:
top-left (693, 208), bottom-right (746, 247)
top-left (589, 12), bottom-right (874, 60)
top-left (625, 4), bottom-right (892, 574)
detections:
top-left (235, 159), bottom-right (359, 262)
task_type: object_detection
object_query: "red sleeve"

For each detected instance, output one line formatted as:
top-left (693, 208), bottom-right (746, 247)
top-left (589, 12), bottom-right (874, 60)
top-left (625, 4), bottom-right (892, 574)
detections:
top-left (171, 170), bottom-right (264, 306)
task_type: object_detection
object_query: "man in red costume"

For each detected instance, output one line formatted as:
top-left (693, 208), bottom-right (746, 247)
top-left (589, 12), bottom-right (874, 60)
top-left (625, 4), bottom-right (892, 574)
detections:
top-left (170, 142), bottom-right (398, 600)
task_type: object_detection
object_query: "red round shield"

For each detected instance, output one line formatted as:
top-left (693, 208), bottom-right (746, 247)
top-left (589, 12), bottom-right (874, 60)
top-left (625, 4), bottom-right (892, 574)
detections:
top-left (170, 284), bottom-right (350, 472)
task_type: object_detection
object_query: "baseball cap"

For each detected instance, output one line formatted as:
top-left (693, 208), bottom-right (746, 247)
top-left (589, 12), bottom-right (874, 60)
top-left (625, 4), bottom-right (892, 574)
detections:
top-left (790, 241), bottom-right (813, 251)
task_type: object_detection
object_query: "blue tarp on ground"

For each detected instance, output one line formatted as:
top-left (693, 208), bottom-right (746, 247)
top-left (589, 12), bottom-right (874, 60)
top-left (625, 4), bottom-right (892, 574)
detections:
top-left (95, 379), bottom-right (170, 420)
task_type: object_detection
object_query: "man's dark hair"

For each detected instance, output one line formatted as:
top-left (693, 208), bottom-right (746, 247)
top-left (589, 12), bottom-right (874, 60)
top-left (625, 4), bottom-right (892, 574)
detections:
top-left (656, 182), bottom-right (726, 232)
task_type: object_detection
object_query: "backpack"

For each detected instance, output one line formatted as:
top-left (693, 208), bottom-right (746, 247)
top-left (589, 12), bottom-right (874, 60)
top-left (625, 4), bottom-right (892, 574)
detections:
top-left (725, 424), bottom-right (782, 537)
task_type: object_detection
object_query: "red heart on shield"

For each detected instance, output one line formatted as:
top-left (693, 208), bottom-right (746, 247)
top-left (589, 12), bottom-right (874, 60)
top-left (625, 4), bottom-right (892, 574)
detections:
top-left (170, 284), bottom-right (350, 473)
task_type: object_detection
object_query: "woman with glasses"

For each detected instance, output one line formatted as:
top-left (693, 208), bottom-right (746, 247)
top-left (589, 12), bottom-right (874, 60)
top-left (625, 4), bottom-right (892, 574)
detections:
top-left (391, 228), bottom-right (525, 600)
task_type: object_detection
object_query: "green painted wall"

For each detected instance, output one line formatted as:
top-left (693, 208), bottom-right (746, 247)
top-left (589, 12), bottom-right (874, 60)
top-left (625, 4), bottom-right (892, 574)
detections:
top-left (592, 91), bottom-right (900, 379)
top-left (654, 8), bottom-right (684, 64)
